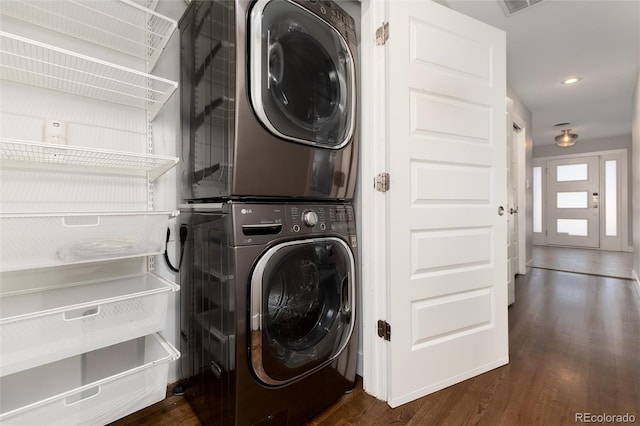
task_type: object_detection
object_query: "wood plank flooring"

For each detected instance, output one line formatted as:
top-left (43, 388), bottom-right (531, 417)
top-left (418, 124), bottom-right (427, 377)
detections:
top-left (111, 269), bottom-right (640, 425)
top-left (530, 245), bottom-right (633, 279)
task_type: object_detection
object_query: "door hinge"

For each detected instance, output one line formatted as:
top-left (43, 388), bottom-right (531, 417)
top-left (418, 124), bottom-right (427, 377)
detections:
top-left (376, 22), bottom-right (389, 45)
top-left (375, 172), bottom-right (390, 192)
top-left (377, 320), bottom-right (391, 341)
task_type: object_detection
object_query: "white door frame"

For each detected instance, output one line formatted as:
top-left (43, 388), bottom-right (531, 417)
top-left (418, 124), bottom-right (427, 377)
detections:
top-left (513, 114), bottom-right (527, 274)
top-left (506, 98), bottom-right (528, 276)
top-left (506, 98), bottom-right (517, 304)
top-left (359, 0), bottom-right (389, 400)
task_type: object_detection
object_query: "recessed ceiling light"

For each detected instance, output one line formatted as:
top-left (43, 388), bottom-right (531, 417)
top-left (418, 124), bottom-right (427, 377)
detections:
top-left (561, 77), bottom-right (582, 85)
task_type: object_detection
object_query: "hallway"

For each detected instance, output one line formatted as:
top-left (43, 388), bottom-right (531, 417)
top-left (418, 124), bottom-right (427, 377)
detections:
top-left (308, 268), bottom-right (640, 425)
top-left (112, 268), bottom-right (640, 426)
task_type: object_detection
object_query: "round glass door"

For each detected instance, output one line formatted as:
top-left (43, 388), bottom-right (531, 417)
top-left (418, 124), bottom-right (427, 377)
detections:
top-left (249, 0), bottom-right (356, 148)
top-left (250, 238), bottom-right (355, 386)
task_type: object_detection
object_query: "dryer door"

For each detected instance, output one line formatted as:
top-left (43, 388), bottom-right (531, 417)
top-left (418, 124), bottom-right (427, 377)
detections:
top-left (249, 0), bottom-right (356, 149)
top-left (249, 237), bottom-right (356, 386)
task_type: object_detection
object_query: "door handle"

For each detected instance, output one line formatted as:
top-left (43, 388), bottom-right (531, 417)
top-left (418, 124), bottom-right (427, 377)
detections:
top-left (340, 275), bottom-right (352, 323)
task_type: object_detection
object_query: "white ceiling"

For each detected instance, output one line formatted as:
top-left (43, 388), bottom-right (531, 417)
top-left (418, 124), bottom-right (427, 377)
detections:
top-left (446, 0), bottom-right (640, 146)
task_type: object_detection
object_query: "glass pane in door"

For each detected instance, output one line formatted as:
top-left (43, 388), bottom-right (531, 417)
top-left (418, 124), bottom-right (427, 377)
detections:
top-left (556, 163), bottom-right (588, 182)
top-left (262, 240), bottom-right (350, 352)
top-left (533, 166), bottom-right (542, 233)
top-left (250, 237), bottom-right (355, 384)
top-left (557, 219), bottom-right (588, 236)
top-left (251, 0), bottom-right (355, 148)
top-left (556, 191), bottom-right (588, 209)
top-left (605, 160), bottom-right (617, 236)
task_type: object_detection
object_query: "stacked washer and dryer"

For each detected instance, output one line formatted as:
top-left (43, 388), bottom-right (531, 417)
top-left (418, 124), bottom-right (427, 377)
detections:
top-left (178, 1), bottom-right (359, 424)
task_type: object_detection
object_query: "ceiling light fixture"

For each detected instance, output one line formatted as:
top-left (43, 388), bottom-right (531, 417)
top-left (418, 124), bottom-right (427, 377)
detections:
top-left (561, 77), bottom-right (582, 85)
top-left (555, 129), bottom-right (578, 147)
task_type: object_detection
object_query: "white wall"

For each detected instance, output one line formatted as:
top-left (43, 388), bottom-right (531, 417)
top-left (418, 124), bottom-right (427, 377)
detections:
top-left (507, 86), bottom-right (534, 266)
top-left (632, 71), bottom-right (640, 294)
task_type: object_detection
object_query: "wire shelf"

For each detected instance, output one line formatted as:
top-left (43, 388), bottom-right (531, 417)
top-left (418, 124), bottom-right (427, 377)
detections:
top-left (0, 0), bottom-right (177, 70)
top-left (0, 211), bottom-right (173, 272)
top-left (0, 138), bottom-right (178, 181)
top-left (0, 272), bottom-right (178, 377)
top-left (0, 31), bottom-right (178, 120)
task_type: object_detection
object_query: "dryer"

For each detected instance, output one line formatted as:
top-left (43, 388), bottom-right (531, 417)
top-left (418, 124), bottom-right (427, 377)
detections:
top-left (179, 0), bottom-right (359, 201)
top-left (179, 202), bottom-right (358, 425)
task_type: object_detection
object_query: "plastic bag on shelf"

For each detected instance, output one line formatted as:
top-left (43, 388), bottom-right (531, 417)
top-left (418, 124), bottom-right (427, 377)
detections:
top-left (57, 238), bottom-right (160, 262)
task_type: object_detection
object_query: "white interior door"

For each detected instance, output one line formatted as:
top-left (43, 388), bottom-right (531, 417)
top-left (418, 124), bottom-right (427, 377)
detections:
top-left (546, 156), bottom-right (600, 248)
top-left (385, 0), bottom-right (508, 407)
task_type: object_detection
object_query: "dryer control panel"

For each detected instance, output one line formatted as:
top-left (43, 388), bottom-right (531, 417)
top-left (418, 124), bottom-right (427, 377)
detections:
top-left (291, 0), bottom-right (358, 45)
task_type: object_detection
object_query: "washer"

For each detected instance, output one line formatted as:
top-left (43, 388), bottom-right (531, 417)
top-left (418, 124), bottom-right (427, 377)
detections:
top-left (179, 202), bottom-right (358, 425)
top-left (179, 0), bottom-right (359, 201)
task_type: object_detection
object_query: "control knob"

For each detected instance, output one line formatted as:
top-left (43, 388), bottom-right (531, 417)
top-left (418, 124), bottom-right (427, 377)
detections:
top-left (302, 210), bottom-right (319, 227)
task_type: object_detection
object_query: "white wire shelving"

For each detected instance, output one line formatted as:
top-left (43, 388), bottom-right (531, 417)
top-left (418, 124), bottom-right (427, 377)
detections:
top-left (0, 0), bottom-right (176, 70)
top-left (0, 211), bottom-right (174, 272)
top-left (0, 31), bottom-right (178, 120)
top-left (0, 272), bottom-right (178, 377)
top-left (0, 138), bottom-right (178, 181)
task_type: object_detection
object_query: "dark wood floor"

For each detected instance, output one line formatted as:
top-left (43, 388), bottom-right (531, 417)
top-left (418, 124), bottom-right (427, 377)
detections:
top-left (111, 268), bottom-right (640, 425)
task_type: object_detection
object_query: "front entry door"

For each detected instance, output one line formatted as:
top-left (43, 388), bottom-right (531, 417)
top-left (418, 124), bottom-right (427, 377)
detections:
top-left (385, 0), bottom-right (508, 407)
top-left (546, 156), bottom-right (600, 248)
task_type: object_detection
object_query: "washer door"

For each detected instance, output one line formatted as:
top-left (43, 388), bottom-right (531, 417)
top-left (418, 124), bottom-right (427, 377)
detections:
top-left (249, 237), bottom-right (355, 386)
top-left (249, 0), bottom-right (356, 149)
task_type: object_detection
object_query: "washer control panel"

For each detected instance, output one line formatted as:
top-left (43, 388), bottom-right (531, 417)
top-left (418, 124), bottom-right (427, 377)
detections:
top-left (232, 203), bottom-right (356, 246)
top-left (302, 210), bottom-right (319, 227)
top-left (287, 204), bottom-right (355, 236)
